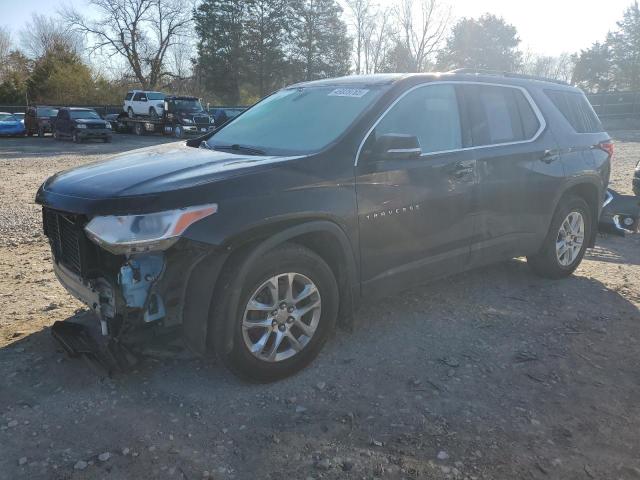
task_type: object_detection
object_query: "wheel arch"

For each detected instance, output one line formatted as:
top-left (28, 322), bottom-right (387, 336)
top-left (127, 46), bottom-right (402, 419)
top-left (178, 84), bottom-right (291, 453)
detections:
top-left (553, 179), bottom-right (602, 248)
top-left (204, 220), bottom-right (359, 357)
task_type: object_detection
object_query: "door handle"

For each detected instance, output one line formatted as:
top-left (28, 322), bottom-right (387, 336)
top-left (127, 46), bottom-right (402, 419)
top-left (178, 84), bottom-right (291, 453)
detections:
top-left (540, 150), bottom-right (560, 164)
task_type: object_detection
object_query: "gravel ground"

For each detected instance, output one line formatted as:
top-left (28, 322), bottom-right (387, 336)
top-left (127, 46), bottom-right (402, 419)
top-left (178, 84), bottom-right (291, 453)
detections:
top-left (1, 132), bottom-right (640, 480)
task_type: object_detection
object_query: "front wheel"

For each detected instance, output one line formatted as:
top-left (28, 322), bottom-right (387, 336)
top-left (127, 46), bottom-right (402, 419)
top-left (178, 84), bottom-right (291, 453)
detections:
top-left (527, 195), bottom-right (592, 279)
top-left (72, 132), bottom-right (82, 143)
top-left (37, 127), bottom-right (44, 137)
top-left (215, 244), bottom-right (339, 382)
top-left (174, 125), bottom-right (184, 138)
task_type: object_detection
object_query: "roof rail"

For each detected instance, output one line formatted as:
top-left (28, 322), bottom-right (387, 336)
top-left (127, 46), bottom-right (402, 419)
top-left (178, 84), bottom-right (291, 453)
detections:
top-left (448, 68), bottom-right (569, 86)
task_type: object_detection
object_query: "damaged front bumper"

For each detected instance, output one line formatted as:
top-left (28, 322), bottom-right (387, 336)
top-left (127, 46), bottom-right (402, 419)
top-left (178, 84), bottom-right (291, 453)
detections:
top-left (598, 189), bottom-right (640, 236)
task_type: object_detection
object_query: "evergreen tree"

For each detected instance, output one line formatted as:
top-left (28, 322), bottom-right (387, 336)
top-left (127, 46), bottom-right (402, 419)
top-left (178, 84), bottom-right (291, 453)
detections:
top-left (608, 1), bottom-right (640, 90)
top-left (244, 0), bottom-right (291, 97)
top-left (572, 42), bottom-right (612, 92)
top-left (194, 0), bottom-right (246, 104)
top-left (437, 14), bottom-right (521, 72)
top-left (290, 0), bottom-right (352, 81)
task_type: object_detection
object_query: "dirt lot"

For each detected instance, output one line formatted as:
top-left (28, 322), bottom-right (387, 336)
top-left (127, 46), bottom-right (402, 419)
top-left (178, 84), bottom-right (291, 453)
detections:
top-left (1, 132), bottom-right (640, 480)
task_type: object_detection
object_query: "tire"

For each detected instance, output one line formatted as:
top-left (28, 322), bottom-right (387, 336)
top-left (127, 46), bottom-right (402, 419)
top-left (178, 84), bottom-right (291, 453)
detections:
top-left (149, 107), bottom-right (158, 119)
top-left (527, 194), bottom-right (592, 279)
top-left (214, 243), bottom-right (339, 382)
top-left (37, 127), bottom-right (44, 137)
top-left (72, 132), bottom-right (82, 143)
top-left (134, 123), bottom-right (144, 136)
top-left (53, 130), bottom-right (59, 141)
top-left (127, 107), bottom-right (134, 119)
top-left (174, 125), bottom-right (184, 138)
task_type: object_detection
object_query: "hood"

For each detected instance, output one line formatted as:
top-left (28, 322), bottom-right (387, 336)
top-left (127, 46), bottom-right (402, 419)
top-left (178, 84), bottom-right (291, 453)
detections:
top-left (75, 118), bottom-right (107, 125)
top-left (36, 141), bottom-right (300, 215)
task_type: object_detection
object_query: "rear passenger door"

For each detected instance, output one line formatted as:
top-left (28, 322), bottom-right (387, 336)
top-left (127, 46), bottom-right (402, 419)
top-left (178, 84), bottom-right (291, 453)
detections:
top-left (132, 92), bottom-right (148, 114)
top-left (461, 83), bottom-right (555, 264)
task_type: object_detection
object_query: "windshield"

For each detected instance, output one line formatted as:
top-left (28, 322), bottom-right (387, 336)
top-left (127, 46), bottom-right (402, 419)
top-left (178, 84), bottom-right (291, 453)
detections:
top-left (207, 86), bottom-right (384, 155)
top-left (173, 99), bottom-right (205, 113)
top-left (0, 113), bottom-right (17, 121)
top-left (70, 110), bottom-right (101, 120)
top-left (37, 107), bottom-right (58, 117)
top-left (147, 92), bottom-right (165, 100)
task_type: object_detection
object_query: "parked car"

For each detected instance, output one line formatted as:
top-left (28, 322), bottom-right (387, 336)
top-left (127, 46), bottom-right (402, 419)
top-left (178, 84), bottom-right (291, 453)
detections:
top-left (0, 112), bottom-right (26, 136)
top-left (25, 106), bottom-right (59, 136)
top-left (52, 107), bottom-right (112, 143)
top-left (210, 107), bottom-right (245, 127)
top-left (124, 90), bottom-right (166, 118)
top-left (13, 112), bottom-right (25, 124)
top-left (104, 113), bottom-right (129, 133)
top-left (37, 71), bottom-right (612, 382)
top-left (117, 96), bottom-right (214, 137)
top-left (599, 189), bottom-right (640, 235)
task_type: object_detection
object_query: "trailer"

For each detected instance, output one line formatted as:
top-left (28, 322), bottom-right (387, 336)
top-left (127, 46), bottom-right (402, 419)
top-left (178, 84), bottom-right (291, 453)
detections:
top-left (113, 95), bottom-right (215, 138)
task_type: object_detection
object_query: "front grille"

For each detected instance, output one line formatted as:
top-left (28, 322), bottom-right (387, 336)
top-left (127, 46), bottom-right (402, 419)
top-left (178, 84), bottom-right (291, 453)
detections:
top-left (193, 115), bottom-right (210, 125)
top-left (87, 123), bottom-right (105, 129)
top-left (43, 209), bottom-right (84, 274)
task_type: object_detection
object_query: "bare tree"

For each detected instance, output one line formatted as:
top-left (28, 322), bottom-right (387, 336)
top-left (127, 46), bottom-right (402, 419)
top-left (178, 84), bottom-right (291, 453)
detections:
top-left (520, 50), bottom-right (575, 82)
top-left (19, 13), bottom-right (83, 58)
top-left (61, 0), bottom-right (193, 90)
top-left (347, 0), bottom-right (374, 74)
top-left (394, 0), bottom-right (450, 72)
top-left (363, 7), bottom-right (394, 73)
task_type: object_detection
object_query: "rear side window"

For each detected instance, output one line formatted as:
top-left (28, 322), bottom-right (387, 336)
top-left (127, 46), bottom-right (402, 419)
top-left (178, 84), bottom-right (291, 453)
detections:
top-left (465, 85), bottom-right (541, 146)
top-left (374, 84), bottom-right (462, 154)
top-left (545, 89), bottom-right (603, 133)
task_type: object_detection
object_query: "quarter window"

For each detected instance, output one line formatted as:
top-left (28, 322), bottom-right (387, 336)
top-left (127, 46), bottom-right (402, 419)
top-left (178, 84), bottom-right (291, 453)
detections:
top-left (372, 84), bottom-right (462, 154)
top-left (465, 85), bottom-right (541, 146)
top-left (545, 89), bottom-right (603, 133)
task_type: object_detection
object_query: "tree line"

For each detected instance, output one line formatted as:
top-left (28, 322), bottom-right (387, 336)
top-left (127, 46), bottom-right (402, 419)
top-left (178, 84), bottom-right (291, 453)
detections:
top-left (0, 0), bottom-right (639, 107)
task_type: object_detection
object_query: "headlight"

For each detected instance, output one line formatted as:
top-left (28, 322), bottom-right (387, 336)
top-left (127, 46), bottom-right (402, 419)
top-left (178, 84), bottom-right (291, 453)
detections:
top-left (76, 124), bottom-right (87, 129)
top-left (105, 122), bottom-right (112, 129)
top-left (182, 118), bottom-right (193, 124)
top-left (84, 204), bottom-right (218, 255)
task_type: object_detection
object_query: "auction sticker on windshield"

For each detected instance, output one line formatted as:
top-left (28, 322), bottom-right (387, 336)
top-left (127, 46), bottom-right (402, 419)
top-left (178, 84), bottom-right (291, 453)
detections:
top-left (328, 88), bottom-right (370, 98)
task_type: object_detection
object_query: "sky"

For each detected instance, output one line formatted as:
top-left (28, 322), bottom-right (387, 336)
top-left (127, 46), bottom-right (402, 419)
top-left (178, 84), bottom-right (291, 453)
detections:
top-left (0, 0), bottom-right (634, 57)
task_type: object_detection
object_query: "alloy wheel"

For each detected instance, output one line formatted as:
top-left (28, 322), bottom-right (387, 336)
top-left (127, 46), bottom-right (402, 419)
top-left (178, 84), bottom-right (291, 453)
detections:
top-left (556, 211), bottom-right (585, 266)
top-left (242, 272), bottom-right (321, 362)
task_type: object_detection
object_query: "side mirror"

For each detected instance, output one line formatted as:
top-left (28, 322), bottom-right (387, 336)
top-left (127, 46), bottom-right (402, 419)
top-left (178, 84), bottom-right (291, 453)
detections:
top-left (372, 134), bottom-right (422, 160)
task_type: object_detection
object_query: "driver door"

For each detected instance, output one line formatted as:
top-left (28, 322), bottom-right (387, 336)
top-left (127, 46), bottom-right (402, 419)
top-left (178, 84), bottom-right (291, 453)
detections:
top-left (355, 83), bottom-right (479, 296)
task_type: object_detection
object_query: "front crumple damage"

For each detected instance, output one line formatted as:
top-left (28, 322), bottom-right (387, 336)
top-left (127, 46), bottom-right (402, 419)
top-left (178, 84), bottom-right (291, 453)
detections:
top-left (118, 254), bottom-right (166, 324)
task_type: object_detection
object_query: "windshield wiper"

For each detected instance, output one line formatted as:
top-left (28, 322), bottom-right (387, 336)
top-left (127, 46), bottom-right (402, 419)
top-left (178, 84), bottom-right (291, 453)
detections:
top-left (212, 144), bottom-right (266, 155)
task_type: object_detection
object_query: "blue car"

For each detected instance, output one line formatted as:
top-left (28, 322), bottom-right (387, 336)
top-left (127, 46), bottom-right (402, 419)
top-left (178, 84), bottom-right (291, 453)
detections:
top-left (0, 112), bottom-right (26, 136)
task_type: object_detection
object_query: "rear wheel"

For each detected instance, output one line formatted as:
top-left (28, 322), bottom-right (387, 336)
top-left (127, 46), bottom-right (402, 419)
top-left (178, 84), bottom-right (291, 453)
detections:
top-left (37, 127), bottom-right (44, 137)
top-left (527, 195), bottom-right (591, 278)
top-left (215, 244), bottom-right (339, 382)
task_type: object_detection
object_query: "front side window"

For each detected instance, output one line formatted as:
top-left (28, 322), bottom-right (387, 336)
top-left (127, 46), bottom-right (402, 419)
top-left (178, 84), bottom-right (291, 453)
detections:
top-left (371, 84), bottom-right (462, 154)
top-left (207, 86), bottom-right (385, 155)
top-left (0, 113), bottom-right (17, 121)
top-left (125, 92), bottom-right (133, 100)
top-left (465, 85), bottom-right (540, 146)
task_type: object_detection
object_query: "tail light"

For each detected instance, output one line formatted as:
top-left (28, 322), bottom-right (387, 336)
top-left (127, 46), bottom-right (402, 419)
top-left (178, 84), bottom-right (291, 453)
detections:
top-left (598, 141), bottom-right (614, 158)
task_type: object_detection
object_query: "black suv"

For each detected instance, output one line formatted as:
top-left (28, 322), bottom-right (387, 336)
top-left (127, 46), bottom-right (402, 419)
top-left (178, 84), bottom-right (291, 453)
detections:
top-left (36, 72), bottom-right (611, 381)
top-left (53, 107), bottom-right (112, 143)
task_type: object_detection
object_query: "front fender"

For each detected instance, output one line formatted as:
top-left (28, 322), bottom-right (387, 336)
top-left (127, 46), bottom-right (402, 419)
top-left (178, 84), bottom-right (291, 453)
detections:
top-left (209, 220), bottom-right (359, 356)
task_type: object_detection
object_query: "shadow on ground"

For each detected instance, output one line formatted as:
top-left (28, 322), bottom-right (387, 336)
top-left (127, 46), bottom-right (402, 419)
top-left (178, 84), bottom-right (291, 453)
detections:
top-left (2, 258), bottom-right (640, 479)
